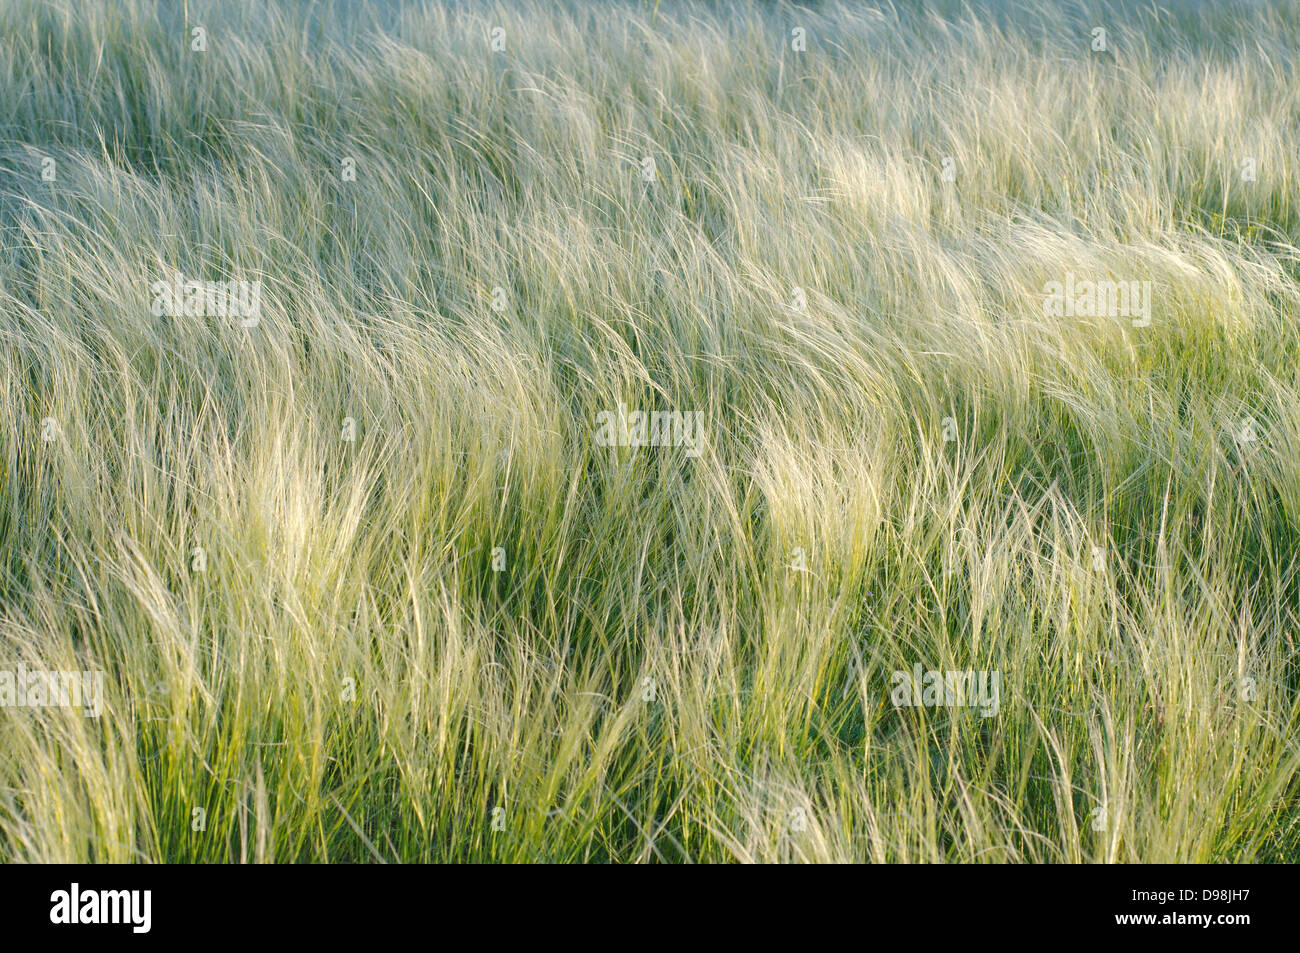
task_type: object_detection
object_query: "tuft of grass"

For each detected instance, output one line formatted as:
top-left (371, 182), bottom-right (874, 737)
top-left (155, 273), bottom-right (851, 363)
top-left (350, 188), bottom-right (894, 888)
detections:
top-left (0, 0), bottom-right (1298, 862)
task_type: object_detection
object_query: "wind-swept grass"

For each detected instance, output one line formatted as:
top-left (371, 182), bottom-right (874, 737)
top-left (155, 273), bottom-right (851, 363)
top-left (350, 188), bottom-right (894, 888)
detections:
top-left (0, 0), bottom-right (1298, 862)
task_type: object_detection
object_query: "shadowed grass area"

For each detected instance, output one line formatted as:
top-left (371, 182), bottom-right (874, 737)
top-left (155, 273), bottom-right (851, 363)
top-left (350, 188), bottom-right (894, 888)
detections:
top-left (0, 0), bottom-right (1298, 862)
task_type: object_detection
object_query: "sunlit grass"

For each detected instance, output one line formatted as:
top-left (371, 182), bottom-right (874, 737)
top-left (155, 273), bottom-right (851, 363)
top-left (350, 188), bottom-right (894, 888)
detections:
top-left (0, 0), bottom-right (1298, 862)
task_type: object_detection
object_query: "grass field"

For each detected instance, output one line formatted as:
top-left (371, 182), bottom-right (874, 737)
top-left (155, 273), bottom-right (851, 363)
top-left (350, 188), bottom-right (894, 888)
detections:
top-left (1, 0), bottom-right (1299, 862)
